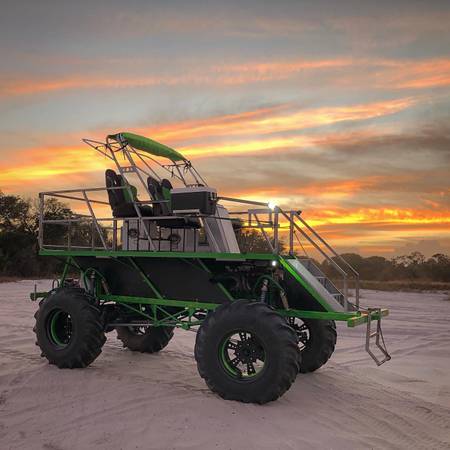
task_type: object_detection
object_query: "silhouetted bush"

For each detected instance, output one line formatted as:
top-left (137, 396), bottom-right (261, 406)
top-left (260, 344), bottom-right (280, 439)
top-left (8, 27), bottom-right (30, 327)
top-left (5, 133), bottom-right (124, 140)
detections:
top-left (0, 192), bottom-right (70, 276)
top-left (321, 251), bottom-right (450, 282)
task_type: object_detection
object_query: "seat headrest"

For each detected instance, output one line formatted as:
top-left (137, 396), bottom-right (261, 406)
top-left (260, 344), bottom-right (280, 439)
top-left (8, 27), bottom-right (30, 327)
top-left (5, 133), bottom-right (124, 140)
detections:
top-left (105, 169), bottom-right (121, 186)
top-left (161, 179), bottom-right (173, 190)
top-left (147, 175), bottom-right (160, 188)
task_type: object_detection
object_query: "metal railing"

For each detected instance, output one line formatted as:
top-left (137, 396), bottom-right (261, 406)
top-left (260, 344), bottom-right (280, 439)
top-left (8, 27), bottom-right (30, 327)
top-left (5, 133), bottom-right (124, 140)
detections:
top-left (281, 210), bottom-right (360, 308)
top-left (38, 189), bottom-right (359, 307)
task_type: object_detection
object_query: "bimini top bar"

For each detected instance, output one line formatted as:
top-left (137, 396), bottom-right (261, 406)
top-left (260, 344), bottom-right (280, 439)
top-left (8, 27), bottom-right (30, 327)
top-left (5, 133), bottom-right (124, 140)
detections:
top-left (109, 132), bottom-right (186, 162)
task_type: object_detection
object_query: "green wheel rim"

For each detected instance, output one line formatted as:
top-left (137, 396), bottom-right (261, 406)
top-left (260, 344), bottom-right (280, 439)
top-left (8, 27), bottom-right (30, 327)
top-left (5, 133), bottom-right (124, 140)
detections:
top-left (47, 310), bottom-right (73, 348)
top-left (219, 331), bottom-right (266, 380)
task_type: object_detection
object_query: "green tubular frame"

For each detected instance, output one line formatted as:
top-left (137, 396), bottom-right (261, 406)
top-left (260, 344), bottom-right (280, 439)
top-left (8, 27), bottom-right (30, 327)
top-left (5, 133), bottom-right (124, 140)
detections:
top-left (39, 249), bottom-right (277, 261)
top-left (97, 293), bottom-right (388, 329)
top-left (33, 251), bottom-right (389, 329)
top-left (100, 294), bottom-right (217, 329)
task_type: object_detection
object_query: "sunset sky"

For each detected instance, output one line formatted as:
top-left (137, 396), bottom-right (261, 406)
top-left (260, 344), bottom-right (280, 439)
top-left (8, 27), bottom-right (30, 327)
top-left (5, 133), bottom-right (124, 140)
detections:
top-left (1, 0), bottom-right (449, 256)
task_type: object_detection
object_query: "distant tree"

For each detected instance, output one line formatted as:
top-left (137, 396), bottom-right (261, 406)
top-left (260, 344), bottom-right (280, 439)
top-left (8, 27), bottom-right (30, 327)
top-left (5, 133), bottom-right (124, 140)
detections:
top-left (236, 228), bottom-right (286, 254)
top-left (0, 191), bottom-right (33, 233)
top-left (320, 250), bottom-right (450, 283)
top-left (321, 253), bottom-right (365, 279)
top-left (0, 192), bottom-right (73, 276)
top-left (392, 251), bottom-right (427, 279)
top-left (424, 253), bottom-right (450, 282)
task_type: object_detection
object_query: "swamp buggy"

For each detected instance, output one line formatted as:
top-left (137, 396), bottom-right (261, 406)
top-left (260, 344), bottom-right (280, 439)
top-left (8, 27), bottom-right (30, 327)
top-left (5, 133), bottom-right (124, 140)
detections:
top-left (32, 132), bottom-right (390, 404)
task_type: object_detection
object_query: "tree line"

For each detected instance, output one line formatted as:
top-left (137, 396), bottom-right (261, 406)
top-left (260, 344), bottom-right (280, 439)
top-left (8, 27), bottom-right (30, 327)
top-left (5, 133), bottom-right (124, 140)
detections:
top-left (0, 191), bottom-right (74, 276)
top-left (1, 191), bottom-right (449, 282)
top-left (321, 251), bottom-right (450, 283)
top-left (237, 229), bottom-right (450, 282)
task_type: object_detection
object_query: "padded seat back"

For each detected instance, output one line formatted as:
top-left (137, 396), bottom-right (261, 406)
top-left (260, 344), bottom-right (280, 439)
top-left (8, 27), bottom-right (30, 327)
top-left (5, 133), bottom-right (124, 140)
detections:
top-left (105, 169), bottom-right (125, 208)
top-left (105, 169), bottom-right (140, 218)
top-left (147, 176), bottom-right (172, 216)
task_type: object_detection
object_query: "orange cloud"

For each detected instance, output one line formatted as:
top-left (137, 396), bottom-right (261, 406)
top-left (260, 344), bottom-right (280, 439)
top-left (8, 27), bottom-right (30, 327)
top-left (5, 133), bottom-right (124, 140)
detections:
top-left (0, 146), bottom-right (102, 187)
top-left (137, 97), bottom-right (415, 145)
top-left (226, 178), bottom-right (381, 205)
top-left (212, 58), bottom-right (354, 84)
top-left (380, 59), bottom-right (450, 89)
top-left (1, 58), bottom-right (352, 95)
top-left (0, 97), bottom-right (415, 190)
top-left (0, 75), bottom-right (199, 96)
top-left (3, 57), bottom-right (450, 96)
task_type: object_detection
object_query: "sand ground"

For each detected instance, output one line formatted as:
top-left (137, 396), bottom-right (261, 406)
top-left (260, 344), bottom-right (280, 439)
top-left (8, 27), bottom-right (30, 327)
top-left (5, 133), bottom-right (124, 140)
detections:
top-left (0, 280), bottom-right (449, 449)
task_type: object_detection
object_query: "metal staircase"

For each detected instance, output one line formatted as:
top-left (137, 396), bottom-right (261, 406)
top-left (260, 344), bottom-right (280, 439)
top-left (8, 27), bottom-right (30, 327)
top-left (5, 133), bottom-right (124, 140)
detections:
top-left (281, 210), bottom-right (360, 312)
top-left (285, 257), bottom-right (349, 312)
top-left (296, 258), bottom-right (348, 307)
top-left (279, 210), bottom-right (390, 364)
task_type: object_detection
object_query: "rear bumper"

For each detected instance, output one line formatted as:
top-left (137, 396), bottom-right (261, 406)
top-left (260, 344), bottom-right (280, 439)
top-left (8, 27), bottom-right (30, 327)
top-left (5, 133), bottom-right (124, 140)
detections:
top-left (277, 308), bottom-right (389, 327)
top-left (347, 308), bottom-right (389, 327)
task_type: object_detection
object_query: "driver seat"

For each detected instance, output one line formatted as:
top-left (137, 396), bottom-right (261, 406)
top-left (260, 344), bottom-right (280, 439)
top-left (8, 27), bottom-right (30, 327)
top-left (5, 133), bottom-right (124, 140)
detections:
top-left (105, 169), bottom-right (153, 218)
top-left (147, 176), bottom-right (200, 229)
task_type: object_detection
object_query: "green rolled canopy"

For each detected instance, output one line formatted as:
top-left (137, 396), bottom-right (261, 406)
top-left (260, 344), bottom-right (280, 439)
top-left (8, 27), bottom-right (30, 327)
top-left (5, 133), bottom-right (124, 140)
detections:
top-left (110, 132), bottom-right (185, 162)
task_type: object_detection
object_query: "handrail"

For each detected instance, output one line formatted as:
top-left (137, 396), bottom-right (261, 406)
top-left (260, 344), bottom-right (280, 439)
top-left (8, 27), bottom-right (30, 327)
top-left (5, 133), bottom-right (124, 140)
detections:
top-left (218, 196), bottom-right (268, 207)
top-left (38, 187), bottom-right (360, 307)
top-left (280, 211), bottom-right (347, 277)
top-left (41, 186), bottom-right (115, 195)
top-left (253, 213), bottom-right (274, 253)
top-left (278, 208), bottom-right (360, 308)
top-left (292, 211), bottom-right (360, 306)
top-left (294, 212), bottom-right (360, 278)
top-left (82, 191), bottom-right (107, 249)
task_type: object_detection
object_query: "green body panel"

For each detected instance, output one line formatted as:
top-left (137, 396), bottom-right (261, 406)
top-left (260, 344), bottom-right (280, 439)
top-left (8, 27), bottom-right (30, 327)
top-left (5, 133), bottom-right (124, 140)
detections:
top-left (117, 132), bottom-right (185, 162)
top-left (126, 257), bottom-right (163, 299)
top-left (195, 258), bottom-right (234, 301)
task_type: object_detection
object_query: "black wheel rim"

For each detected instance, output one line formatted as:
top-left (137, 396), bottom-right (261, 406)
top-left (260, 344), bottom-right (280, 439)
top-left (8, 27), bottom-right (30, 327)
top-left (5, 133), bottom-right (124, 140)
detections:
top-left (47, 309), bottom-right (73, 348)
top-left (219, 331), bottom-right (266, 380)
top-left (289, 317), bottom-right (310, 351)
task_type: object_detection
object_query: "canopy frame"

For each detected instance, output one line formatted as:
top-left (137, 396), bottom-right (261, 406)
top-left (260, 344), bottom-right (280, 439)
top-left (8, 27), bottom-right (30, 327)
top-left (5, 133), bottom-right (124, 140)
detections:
top-left (83, 133), bottom-right (207, 201)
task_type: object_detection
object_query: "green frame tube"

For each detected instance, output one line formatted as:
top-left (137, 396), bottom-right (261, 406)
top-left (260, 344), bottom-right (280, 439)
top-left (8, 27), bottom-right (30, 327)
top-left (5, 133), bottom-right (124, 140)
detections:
top-left (98, 293), bottom-right (388, 328)
top-left (33, 253), bottom-right (389, 330)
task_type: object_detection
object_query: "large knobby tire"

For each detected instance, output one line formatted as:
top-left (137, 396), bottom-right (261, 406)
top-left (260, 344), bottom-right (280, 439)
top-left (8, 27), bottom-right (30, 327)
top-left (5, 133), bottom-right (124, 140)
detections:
top-left (116, 326), bottom-right (174, 353)
top-left (290, 318), bottom-right (337, 373)
top-left (195, 300), bottom-right (300, 404)
top-left (34, 287), bottom-right (106, 368)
